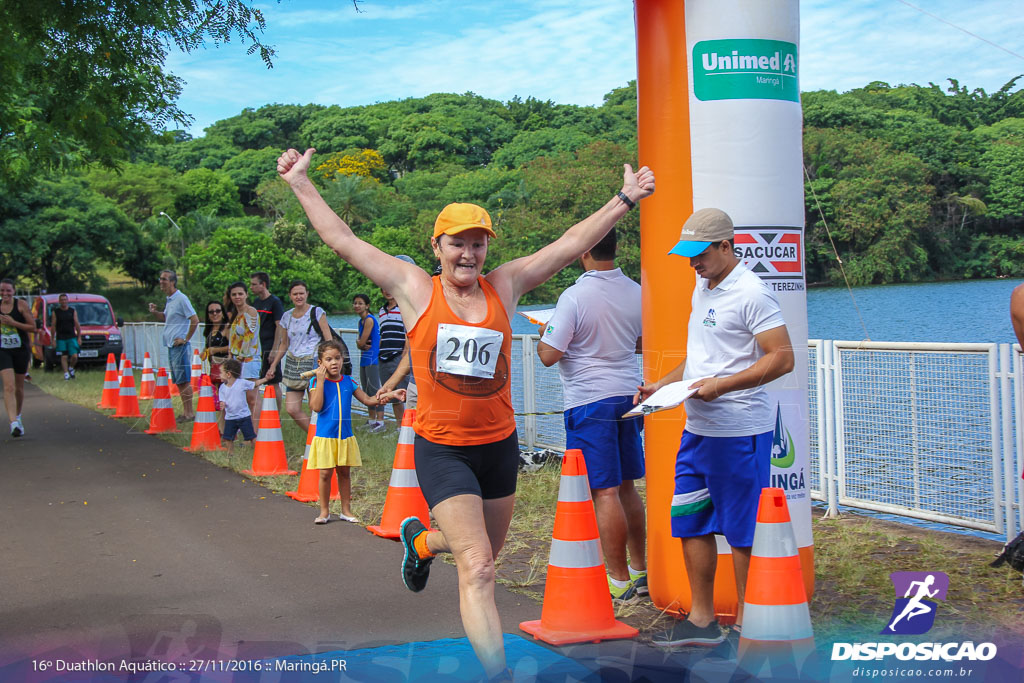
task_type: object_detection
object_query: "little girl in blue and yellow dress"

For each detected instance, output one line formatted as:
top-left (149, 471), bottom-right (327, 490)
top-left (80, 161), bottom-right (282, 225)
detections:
top-left (308, 339), bottom-right (405, 524)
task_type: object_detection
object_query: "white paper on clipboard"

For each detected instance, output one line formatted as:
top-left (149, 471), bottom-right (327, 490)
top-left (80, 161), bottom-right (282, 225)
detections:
top-left (517, 308), bottom-right (556, 326)
top-left (622, 380), bottom-right (704, 418)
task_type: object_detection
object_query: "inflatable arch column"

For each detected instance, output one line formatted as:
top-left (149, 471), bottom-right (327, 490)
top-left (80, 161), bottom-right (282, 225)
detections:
top-left (635, 0), bottom-right (813, 621)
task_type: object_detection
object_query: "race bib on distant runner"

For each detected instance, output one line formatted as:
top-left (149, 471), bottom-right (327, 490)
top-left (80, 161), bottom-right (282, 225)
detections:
top-left (0, 324), bottom-right (20, 349)
top-left (436, 323), bottom-right (502, 379)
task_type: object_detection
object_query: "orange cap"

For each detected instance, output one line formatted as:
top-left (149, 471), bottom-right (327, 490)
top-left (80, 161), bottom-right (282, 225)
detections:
top-left (433, 203), bottom-right (496, 239)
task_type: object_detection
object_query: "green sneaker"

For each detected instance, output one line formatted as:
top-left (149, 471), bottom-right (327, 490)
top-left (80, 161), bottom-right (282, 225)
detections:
top-left (608, 575), bottom-right (641, 604)
top-left (400, 517), bottom-right (433, 592)
top-left (629, 568), bottom-right (649, 597)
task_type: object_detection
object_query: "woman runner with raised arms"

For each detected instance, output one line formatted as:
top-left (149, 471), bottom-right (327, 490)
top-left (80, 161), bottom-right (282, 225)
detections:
top-left (277, 147), bottom-right (654, 681)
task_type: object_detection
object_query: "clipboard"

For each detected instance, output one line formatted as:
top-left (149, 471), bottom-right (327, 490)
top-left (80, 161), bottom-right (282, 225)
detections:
top-left (622, 380), bottom-right (703, 418)
top-left (518, 308), bottom-right (556, 326)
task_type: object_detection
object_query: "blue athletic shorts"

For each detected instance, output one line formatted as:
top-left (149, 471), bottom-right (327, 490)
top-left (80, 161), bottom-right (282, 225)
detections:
top-left (564, 394), bottom-right (644, 490)
top-left (168, 343), bottom-right (191, 386)
top-left (55, 338), bottom-right (80, 356)
top-left (671, 429), bottom-right (772, 548)
top-left (222, 417), bottom-right (256, 442)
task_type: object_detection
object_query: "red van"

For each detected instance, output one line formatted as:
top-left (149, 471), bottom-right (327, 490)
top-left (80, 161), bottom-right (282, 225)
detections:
top-left (30, 294), bottom-right (124, 370)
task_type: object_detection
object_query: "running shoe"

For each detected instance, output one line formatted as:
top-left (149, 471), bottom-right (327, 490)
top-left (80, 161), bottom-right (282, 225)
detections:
top-left (400, 516), bottom-right (433, 592)
top-left (608, 576), bottom-right (641, 605)
top-left (652, 619), bottom-right (725, 647)
top-left (69, 368), bottom-right (76, 379)
top-left (11, 420), bottom-right (23, 438)
top-left (64, 372), bottom-right (70, 380)
top-left (629, 568), bottom-right (649, 597)
top-left (368, 422), bottom-right (386, 434)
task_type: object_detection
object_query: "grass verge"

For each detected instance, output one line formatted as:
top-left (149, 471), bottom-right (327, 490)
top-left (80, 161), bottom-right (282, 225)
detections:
top-left (31, 368), bottom-right (1024, 642)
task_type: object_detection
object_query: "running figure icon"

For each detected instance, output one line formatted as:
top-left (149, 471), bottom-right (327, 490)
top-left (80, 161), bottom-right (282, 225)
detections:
top-left (883, 571), bottom-right (949, 635)
top-left (888, 574), bottom-right (938, 631)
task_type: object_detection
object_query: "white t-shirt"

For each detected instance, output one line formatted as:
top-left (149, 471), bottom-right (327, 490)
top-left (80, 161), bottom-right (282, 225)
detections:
top-left (541, 268), bottom-right (642, 411)
top-left (219, 379), bottom-right (255, 420)
top-left (279, 306), bottom-right (323, 358)
top-left (161, 289), bottom-right (196, 348)
top-left (683, 263), bottom-right (786, 437)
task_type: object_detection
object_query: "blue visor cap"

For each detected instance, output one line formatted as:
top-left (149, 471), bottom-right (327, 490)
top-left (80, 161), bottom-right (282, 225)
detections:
top-left (668, 240), bottom-right (713, 258)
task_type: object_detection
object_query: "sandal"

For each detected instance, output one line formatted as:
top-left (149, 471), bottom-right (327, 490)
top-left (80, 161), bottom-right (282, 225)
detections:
top-left (338, 513), bottom-right (360, 523)
top-left (314, 516), bottom-right (330, 525)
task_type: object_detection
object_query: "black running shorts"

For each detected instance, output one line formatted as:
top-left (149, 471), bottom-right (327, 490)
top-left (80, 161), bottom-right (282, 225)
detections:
top-left (414, 431), bottom-right (520, 508)
top-left (0, 347), bottom-right (30, 374)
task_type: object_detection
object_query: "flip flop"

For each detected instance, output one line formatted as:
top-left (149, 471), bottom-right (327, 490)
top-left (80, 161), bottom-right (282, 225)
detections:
top-left (314, 516), bottom-right (330, 525)
top-left (338, 513), bottom-right (360, 523)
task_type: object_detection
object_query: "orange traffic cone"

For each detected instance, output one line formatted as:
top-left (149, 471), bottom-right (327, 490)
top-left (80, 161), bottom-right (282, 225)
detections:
top-left (113, 359), bottom-right (143, 418)
top-left (189, 348), bottom-right (202, 392)
top-left (139, 352), bottom-right (156, 399)
top-left (185, 374), bottom-right (223, 452)
top-left (520, 449), bottom-right (638, 645)
top-left (117, 353), bottom-right (127, 386)
top-left (286, 411), bottom-right (340, 501)
top-left (145, 368), bottom-right (179, 434)
top-left (242, 385), bottom-right (297, 476)
top-left (96, 353), bottom-right (120, 409)
top-left (367, 409), bottom-right (433, 537)
top-left (168, 368), bottom-right (181, 397)
top-left (737, 488), bottom-right (815, 678)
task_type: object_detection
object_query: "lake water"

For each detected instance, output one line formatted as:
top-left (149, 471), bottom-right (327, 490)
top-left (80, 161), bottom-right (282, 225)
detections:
top-left (330, 277), bottom-right (1024, 344)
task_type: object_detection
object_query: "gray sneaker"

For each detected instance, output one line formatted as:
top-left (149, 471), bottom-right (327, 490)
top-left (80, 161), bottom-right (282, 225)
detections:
top-left (652, 619), bottom-right (725, 647)
top-left (368, 422), bottom-right (386, 434)
top-left (11, 420), bottom-right (23, 438)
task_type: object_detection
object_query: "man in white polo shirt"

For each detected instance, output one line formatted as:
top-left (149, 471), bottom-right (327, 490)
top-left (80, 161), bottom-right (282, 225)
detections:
top-left (536, 228), bottom-right (648, 603)
top-left (638, 208), bottom-right (794, 648)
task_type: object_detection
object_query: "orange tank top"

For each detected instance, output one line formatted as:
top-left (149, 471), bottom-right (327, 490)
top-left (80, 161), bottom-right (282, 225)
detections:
top-left (407, 276), bottom-right (516, 445)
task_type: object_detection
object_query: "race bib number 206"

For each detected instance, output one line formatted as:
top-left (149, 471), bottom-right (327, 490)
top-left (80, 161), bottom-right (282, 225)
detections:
top-left (436, 323), bottom-right (502, 379)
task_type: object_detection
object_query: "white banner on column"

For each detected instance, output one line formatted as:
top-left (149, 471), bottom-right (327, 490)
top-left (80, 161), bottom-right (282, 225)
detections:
top-left (684, 0), bottom-right (811, 550)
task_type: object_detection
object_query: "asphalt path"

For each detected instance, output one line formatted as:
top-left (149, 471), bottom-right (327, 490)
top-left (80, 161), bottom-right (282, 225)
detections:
top-left (0, 385), bottom-right (748, 682)
top-left (0, 384), bottom-right (543, 667)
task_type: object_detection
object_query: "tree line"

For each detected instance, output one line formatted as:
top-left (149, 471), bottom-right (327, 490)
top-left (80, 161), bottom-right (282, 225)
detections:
top-left (2, 77), bottom-right (1022, 310)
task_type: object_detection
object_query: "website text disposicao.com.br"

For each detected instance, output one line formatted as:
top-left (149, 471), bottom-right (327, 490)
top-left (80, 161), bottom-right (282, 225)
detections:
top-left (850, 665), bottom-right (978, 678)
top-left (835, 641), bottom-right (996, 679)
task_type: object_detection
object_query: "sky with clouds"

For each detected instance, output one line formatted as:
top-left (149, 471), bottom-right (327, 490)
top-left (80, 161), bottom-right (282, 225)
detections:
top-left (166, 0), bottom-right (1024, 136)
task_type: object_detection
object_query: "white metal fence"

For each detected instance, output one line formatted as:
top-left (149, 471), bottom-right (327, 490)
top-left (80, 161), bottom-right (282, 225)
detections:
top-left (121, 324), bottom-right (1024, 540)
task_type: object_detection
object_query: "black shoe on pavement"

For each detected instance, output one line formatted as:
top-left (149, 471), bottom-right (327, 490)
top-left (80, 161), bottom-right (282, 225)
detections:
top-left (400, 516), bottom-right (433, 592)
top-left (652, 619), bottom-right (726, 647)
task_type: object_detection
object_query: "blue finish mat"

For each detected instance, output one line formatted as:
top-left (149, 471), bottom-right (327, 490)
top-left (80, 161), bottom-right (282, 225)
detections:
top-left (258, 634), bottom-right (592, 682)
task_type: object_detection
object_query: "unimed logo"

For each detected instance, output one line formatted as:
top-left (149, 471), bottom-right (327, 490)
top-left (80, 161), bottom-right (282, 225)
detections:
top-left (692, 39), bottom-right (798, 102)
